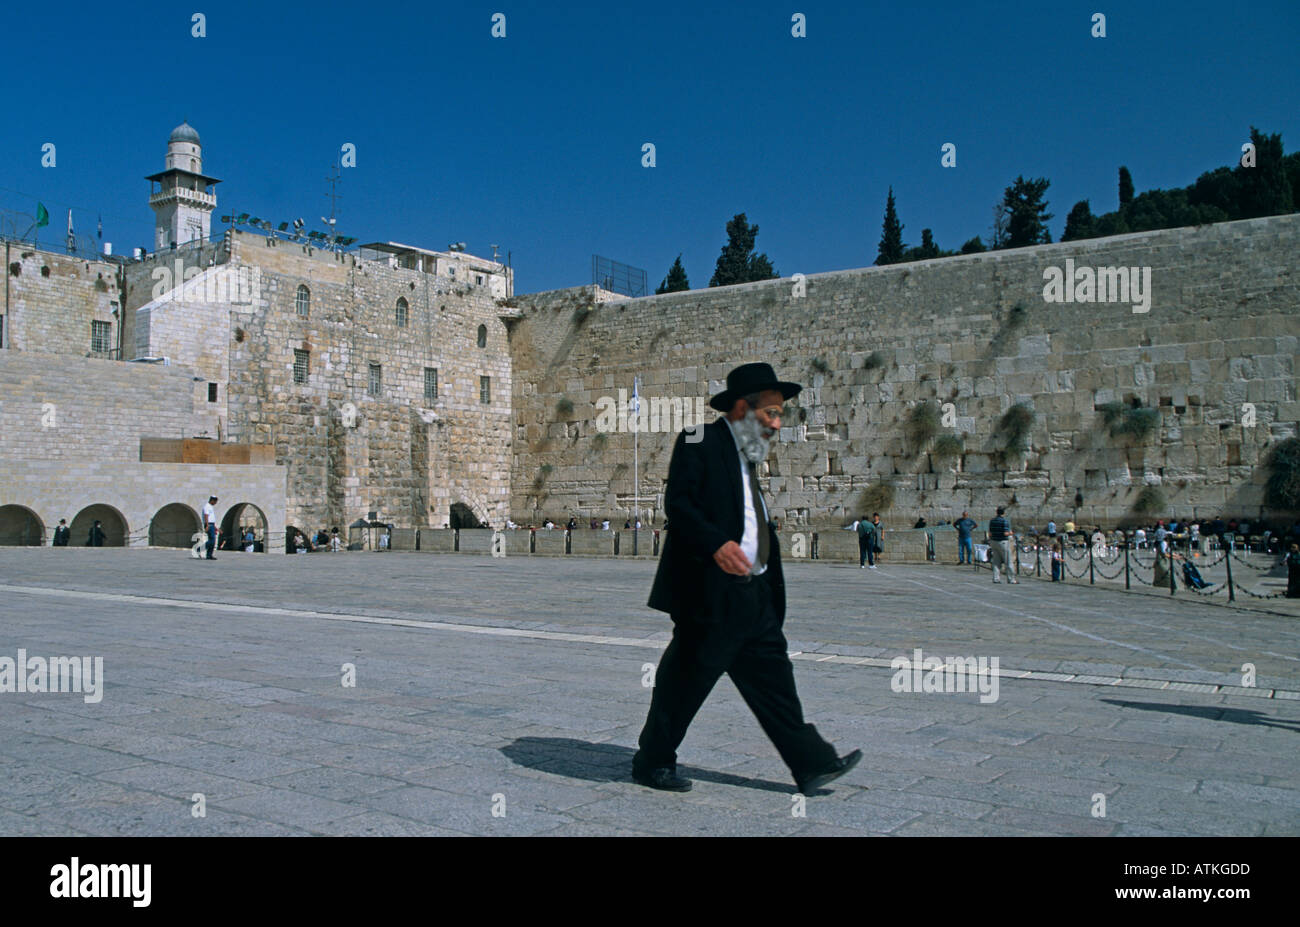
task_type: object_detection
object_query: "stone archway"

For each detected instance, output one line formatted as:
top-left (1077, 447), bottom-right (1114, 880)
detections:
top-left (70, 504), bottom-right (128, 547)
top-left (0, 505), bottom-right (45, 546)
top-left (150, 503), bottom-right (202, 549)
top-left (220, 503), bottom-right (268, 552)
top-left (449, 502), bottom-right (487, 530)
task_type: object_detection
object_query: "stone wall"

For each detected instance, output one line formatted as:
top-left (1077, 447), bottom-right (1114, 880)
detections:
top-left (0, 352), bottom-right (218, 460)
top-left (507, 214), bottom-right (1300, 530)
top-left (2, 242), bottom-right (121, 356)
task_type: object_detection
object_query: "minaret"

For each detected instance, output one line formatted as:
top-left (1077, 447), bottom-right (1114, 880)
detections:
top-left (146, 121), bottom-right (221, 251)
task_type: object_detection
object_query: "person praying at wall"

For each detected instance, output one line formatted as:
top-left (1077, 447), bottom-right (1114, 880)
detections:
top-left (85, 520), bottom-right (107, 547)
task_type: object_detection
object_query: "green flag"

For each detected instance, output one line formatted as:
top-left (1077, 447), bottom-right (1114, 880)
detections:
top-left (36, 202), bottom-right (49, 228)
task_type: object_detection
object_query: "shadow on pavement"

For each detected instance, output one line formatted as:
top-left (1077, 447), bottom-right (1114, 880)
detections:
top-left (500, 736), bottom-right (798, 793)
top-left (1102, 699), bottom-right (1300, 732)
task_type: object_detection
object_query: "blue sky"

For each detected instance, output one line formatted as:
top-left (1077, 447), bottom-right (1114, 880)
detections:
top-left (3, 0), bottom-right (1296, 293)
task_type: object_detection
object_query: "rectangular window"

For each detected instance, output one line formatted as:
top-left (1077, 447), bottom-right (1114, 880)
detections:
top-left (475, 274), bottom-right (484, 285)
top-left (479, 375), bottom-right (490, 405)
top-left (368, 363), bottom-right (382, 397)
top-left (208, 382), bottom-right (218, 403)
top-left (294, 349), bottom-right (310, 384)
top-left (91, 320), bottom-right (111, 353)
top-left (424, 367), bottom-right (438, 402)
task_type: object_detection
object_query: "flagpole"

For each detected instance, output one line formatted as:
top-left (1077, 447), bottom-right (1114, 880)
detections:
top-left (633, 375), bottom-right (640, 555)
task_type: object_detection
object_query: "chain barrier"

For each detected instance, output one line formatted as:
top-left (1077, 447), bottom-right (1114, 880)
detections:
top-left (1091, 555), bottom-right (1126, 580)
top-left (1230, 550), bottom-right (1283, 572)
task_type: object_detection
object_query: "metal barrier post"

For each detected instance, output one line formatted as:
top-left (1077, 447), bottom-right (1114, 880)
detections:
top-left (1089, 542), bottom-right (1095, 585)
top-left (1224, 538), bottom-right (1236, 602)
top-left (1169, 549), bottom-right (1176, 595)
top-left (1124, 531), bottom-right (1131, 590)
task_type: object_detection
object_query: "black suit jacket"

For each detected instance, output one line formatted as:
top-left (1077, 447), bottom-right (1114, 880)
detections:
top-left (648, 418), bottom-right (785, 626)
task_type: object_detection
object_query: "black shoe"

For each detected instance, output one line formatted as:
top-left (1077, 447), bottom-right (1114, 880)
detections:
top-left (796, 749), bottom-right (862, 794)
top-left (632, 767), bottom-right (692, 791)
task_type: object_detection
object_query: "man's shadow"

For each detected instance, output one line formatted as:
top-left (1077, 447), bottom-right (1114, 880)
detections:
top-left (500, 736), bottom-right (813, 793)
top-left (1101, 699), bottom-right (1300, 732)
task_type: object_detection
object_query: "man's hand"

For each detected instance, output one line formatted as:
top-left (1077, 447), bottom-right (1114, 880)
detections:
top-left (713, 540), bottom-right (752, 576)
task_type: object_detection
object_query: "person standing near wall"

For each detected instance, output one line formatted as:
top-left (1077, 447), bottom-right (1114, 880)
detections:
top-left (52, 519), bottom-right (70, 546)
top-left (856, 514), bottom-right (875, 568)
top-left (202, 495), bottom-right (219, 560)
top-left (954, 511), bottom-right (977, 565)
top-left (85, 520), bottom-right (106, 547)
top-left (988, 507), bottom-right (1017, 584)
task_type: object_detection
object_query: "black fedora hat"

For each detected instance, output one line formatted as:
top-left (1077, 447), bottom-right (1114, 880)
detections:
top-left (709, 362), bottom-right (802, 412)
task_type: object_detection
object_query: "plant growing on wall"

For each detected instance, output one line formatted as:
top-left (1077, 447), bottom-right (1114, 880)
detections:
top-left (1132, 485), bottom-right (1166, 515)
top-left (904, 401), bottom-right (941, 451)
top-left (810, 356), bottom-right (831, 375)
top-left (858, 483), bottom-right (895, 513)
top-left (863, 350), bottom-right (886, 371)
top-left (995, 403), bottom-right (1035, 462)
top-left (556, 396), bottom-right (575, 417)
top-left (1264, 436), bottom-right (1300, 510)
top-left (931, 434), bottom-right (964, 460)
top-left (1098, 400), bottom-right (1160, 442)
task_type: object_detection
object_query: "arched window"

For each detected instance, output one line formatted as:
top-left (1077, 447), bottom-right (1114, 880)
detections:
top-left (295, 285), bottom-right (310, 317)
top-left (396, 297), bottom-right (409, 328)
top-left (477, 324), bottom-right (487, 349)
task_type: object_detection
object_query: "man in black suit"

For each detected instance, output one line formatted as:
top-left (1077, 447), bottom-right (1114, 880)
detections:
top-left (633, 363), bottom-right (861, 794)
top-left (52, 519), bottom-right (71, 546)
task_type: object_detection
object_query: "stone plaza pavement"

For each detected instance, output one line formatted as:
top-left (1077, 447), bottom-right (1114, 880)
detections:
top-left (0, 548), bottom-right (1297, 837)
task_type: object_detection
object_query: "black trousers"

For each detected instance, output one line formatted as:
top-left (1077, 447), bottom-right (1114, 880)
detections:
top-left (633, 573), bottom-right (837, 782)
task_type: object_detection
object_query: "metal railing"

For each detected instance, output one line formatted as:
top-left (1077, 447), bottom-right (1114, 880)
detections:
top-left (968, 531), bottom-right (1293, 603)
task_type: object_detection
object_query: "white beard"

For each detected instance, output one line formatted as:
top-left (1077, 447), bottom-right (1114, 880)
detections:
top-left (732, 409), bottom-right (774, 463)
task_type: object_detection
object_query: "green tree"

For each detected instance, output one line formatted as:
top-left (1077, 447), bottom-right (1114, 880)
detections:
top-left (1061, 200), bottom-right (1095, 241)
top-left (655, 254), bottom-right (690, 294)
top-left (960, 236), bottom-right (987, 254)
top-left (1118, 166), bottom-right (1134, 207)
top-left (1237, 126), bottom-right (1293, 219)
top-left (999, 176), bottom-right (1054, 248)
top-left (875, 187), bottom-right (905, 265)
top-left (918, 228), bottom-right (940, 259)
top-left (709, 213), bottom-right (778, 287)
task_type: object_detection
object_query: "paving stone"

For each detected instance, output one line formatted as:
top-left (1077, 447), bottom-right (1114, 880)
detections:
top-left (3, 551), bottom-right (1298, 835)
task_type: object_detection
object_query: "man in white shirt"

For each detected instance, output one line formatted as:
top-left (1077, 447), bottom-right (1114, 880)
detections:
top-left (201, 495), bottom-right (219, 560)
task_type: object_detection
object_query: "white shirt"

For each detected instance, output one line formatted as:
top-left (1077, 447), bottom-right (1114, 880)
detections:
top-left (724, 420), bottom-right (768, 575)
top-left (202, 502), bottom-right (216, 527)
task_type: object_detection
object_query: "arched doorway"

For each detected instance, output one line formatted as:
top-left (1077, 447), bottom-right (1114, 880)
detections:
top-left (150, 503), bottom-right (201, 548)
top-left (0, 505), bottom-right (45, 546)
top-left (220, 502), bottom-right (268, 552)
top-left (449, 502), bottom-right (486, 530)
top-left (70, 504), bottom-right (128, 547)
